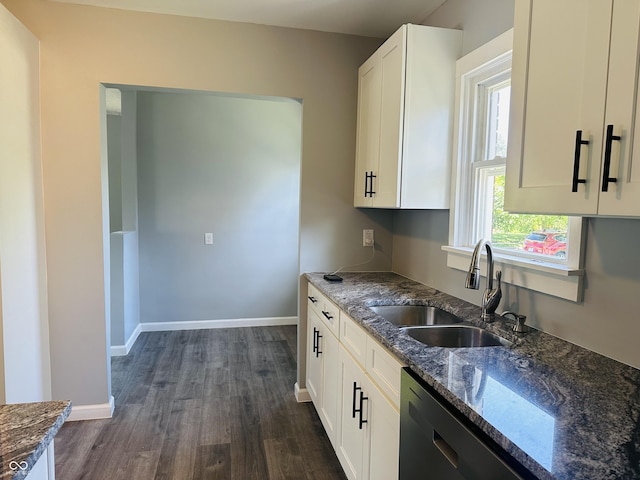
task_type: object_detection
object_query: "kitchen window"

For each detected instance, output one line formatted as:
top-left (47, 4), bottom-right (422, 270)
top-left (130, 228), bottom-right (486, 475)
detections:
top-left (443, 29), bottom-right (585, 302)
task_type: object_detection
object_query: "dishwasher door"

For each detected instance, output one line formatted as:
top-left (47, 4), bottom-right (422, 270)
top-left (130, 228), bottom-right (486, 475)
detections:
top-left (399, 368), bottom-right (525, 480)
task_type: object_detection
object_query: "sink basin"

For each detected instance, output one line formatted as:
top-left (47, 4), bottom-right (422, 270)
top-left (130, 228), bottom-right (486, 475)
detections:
top-left (370, 305), bottom-right (463, 327)
top-left (402, 325), bottom-right (511, 348)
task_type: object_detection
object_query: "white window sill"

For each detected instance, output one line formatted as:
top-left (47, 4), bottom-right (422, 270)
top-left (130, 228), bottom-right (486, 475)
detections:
top-left (442, 246), bottom-right (584, 302)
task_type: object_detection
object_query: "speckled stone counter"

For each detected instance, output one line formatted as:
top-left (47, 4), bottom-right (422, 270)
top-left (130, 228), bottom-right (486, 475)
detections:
top-left (0, 401), bottom-right (71, 480)
top-left (305, 272), bottom-right (640, 480)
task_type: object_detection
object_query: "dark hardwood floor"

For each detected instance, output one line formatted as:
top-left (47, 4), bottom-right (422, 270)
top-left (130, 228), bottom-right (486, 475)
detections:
top-left (55, 326), bottom-right (347, 480)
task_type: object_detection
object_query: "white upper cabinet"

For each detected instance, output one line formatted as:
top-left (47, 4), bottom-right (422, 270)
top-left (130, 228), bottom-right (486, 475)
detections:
top-left (506, 0), bottom-right (640, 216)
top-left (354, 24), bottom-right (461, 209)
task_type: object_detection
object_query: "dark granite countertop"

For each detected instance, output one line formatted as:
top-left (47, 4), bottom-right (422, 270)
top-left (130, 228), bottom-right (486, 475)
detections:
top-left (0, 401), bottom-right (71, 480)
top-left (305, 272), bottom-right (640, 480)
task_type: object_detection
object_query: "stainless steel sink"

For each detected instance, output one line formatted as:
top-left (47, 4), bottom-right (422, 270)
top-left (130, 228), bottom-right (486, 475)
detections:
top-left (370, 305), bottom-right (463, 327)
top-left (402, 325), bottom-right (511, 348)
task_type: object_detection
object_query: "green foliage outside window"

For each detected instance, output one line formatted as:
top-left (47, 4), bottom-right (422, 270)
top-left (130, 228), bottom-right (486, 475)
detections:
top-left (491, 175), bottom-right (568, 250)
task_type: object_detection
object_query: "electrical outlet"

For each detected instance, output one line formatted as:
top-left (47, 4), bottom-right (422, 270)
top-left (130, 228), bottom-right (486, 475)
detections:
top-left (204, 233), bottom-right (214, 245)
top-left (363, 229), bottom-right (374, 247)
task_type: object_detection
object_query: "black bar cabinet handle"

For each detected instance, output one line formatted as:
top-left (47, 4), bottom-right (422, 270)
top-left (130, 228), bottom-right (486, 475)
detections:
top-left (364, 171), bottom-right (376, 197)
top-left (308, 296), bottom-right (317, 304)
top-left (352, 382), bottom-right (359, 418)
top-left (602, 124), bottom-right (620, 192)
top-left (315, 331), bottom-right (322, 357)
top-left (322, 311), bottom-right (333, 321)
top-left (364, 172), bottom-right (371, 197)
top-left (358, 391), bottom-right (368, 429)
top-left (572, 130), bottom-right (589, 192)
top-left (312, 327), bottom-right (318, 354)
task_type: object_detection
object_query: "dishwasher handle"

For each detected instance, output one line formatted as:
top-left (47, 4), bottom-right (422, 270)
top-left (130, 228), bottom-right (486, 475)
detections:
top-left (433, 430), bottom-right (458, 469)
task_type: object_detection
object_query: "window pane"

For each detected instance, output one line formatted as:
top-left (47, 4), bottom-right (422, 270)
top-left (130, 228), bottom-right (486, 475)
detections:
top-left (491, 174), bottom-right (569, 259)
top-left (485, 84), bottom-right (510, 160)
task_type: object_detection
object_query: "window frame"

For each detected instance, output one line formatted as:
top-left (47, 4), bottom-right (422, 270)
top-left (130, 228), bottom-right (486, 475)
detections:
top-left (443, 29), bottom-right (586, 302)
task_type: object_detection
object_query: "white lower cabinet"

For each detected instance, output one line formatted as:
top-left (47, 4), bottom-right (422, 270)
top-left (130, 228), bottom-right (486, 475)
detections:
top-left (26, 444), bottom-right (54, 480)
top-left (306, 304), bottom-right (340, 447)
top-left (336, 345), bottom-right (400, 480)
top-left (306, 285), bottom-right (402, 480)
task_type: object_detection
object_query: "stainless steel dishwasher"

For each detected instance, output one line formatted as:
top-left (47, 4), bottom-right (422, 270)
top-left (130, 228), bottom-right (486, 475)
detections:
top-left (399, 368), bottom-right (530, 480)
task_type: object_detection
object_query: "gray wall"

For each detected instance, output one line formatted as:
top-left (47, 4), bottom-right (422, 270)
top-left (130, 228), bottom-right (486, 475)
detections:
top-left (120, 91), bottom-right (141, 344)
top-left (108, 90), bottom-right (141, 348)
top-left (394, 0), bottom-right (640, 369)
top-left (136, 91), bottom-right (303, 323)
top-left (425, 0), bottom-right (515, 56)
top-left (107, 114), bottom-right (125, 346)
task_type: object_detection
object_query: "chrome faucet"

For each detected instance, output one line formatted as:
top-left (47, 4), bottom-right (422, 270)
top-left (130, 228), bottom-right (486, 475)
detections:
top-left (465, 239), bottom-right (502, 322)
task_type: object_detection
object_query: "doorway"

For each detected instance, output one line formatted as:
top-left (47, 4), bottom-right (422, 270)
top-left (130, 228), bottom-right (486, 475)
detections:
top-left (103, 85), bottom-right (303, 389)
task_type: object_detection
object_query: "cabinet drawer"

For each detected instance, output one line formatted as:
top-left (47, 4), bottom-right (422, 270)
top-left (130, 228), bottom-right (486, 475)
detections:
top-left (307, 283), bottom-right (324, 316)
top-left (339, 312), bottom-right (368, 369)
top-left (366, 336), bottom-right (404, 409)
top-left (319, 299), bottom-right (340, 337)
top-left (308, 283), bottom-right (340, 337)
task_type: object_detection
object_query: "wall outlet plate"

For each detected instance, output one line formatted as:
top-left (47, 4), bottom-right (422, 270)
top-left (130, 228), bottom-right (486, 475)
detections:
top-left (363, 229), bottom-right (374, 247)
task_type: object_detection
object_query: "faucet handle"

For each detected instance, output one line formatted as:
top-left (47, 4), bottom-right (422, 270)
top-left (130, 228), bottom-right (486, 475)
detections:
top-left (501, 311), bottom-right (528, 334)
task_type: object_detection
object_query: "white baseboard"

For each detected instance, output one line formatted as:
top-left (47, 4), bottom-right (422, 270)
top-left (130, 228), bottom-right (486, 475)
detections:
top-left (294, 382), bottom-right (311, 403)
top-left (110, 317), bottom-right (296, 356)
top-left (67, 395), bottom-right (115, 422)
top-left (110, 323), bottom-right (142, 357)
top-left (140, 316), bottom-right (298, 332)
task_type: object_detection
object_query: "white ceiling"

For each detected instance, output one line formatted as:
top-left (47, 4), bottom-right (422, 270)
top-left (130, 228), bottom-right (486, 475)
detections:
top-left (49, 0), bottom-right (449, 38)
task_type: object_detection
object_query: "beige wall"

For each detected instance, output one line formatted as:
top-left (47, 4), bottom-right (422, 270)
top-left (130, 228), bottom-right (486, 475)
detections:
top-left (0, 2), bottom-right (51, 402)
top-left (1, 0), bottom-right (391, 407)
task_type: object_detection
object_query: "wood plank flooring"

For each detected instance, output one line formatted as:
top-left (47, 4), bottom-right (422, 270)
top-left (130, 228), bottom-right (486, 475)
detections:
top-left (54, 326), bottom-right (347, 480)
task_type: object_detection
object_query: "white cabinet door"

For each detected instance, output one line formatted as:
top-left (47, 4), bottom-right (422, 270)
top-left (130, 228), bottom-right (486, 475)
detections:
top-left (306, 306), bottom-right (322, 406)
top-left (336, 346), bottom-right (370, 480)
top-left (354, 27), bottom-right (404, 208)
top-left (366, 376), bottom-right (399, 480)
top-left (374, 28), bottom-right (405, 208)
top-left (354, 58), bottom-right (381, 208)
top-left (318, 323), bottom-right (339, 447)
top-left (506, 0), bottom-right (612, 215)
top-left (598, 1), bottom-right (640, 216)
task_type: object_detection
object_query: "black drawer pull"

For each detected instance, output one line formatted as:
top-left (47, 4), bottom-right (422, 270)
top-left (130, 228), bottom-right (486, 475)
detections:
top-left (602, 124), bottom-right (621, 192)
top-left (572, 130), bottom-right (588, 192)
top-left (308, 296), bottom-right (318, 304)
top-left (322, 311), bottom-right (333, 321)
